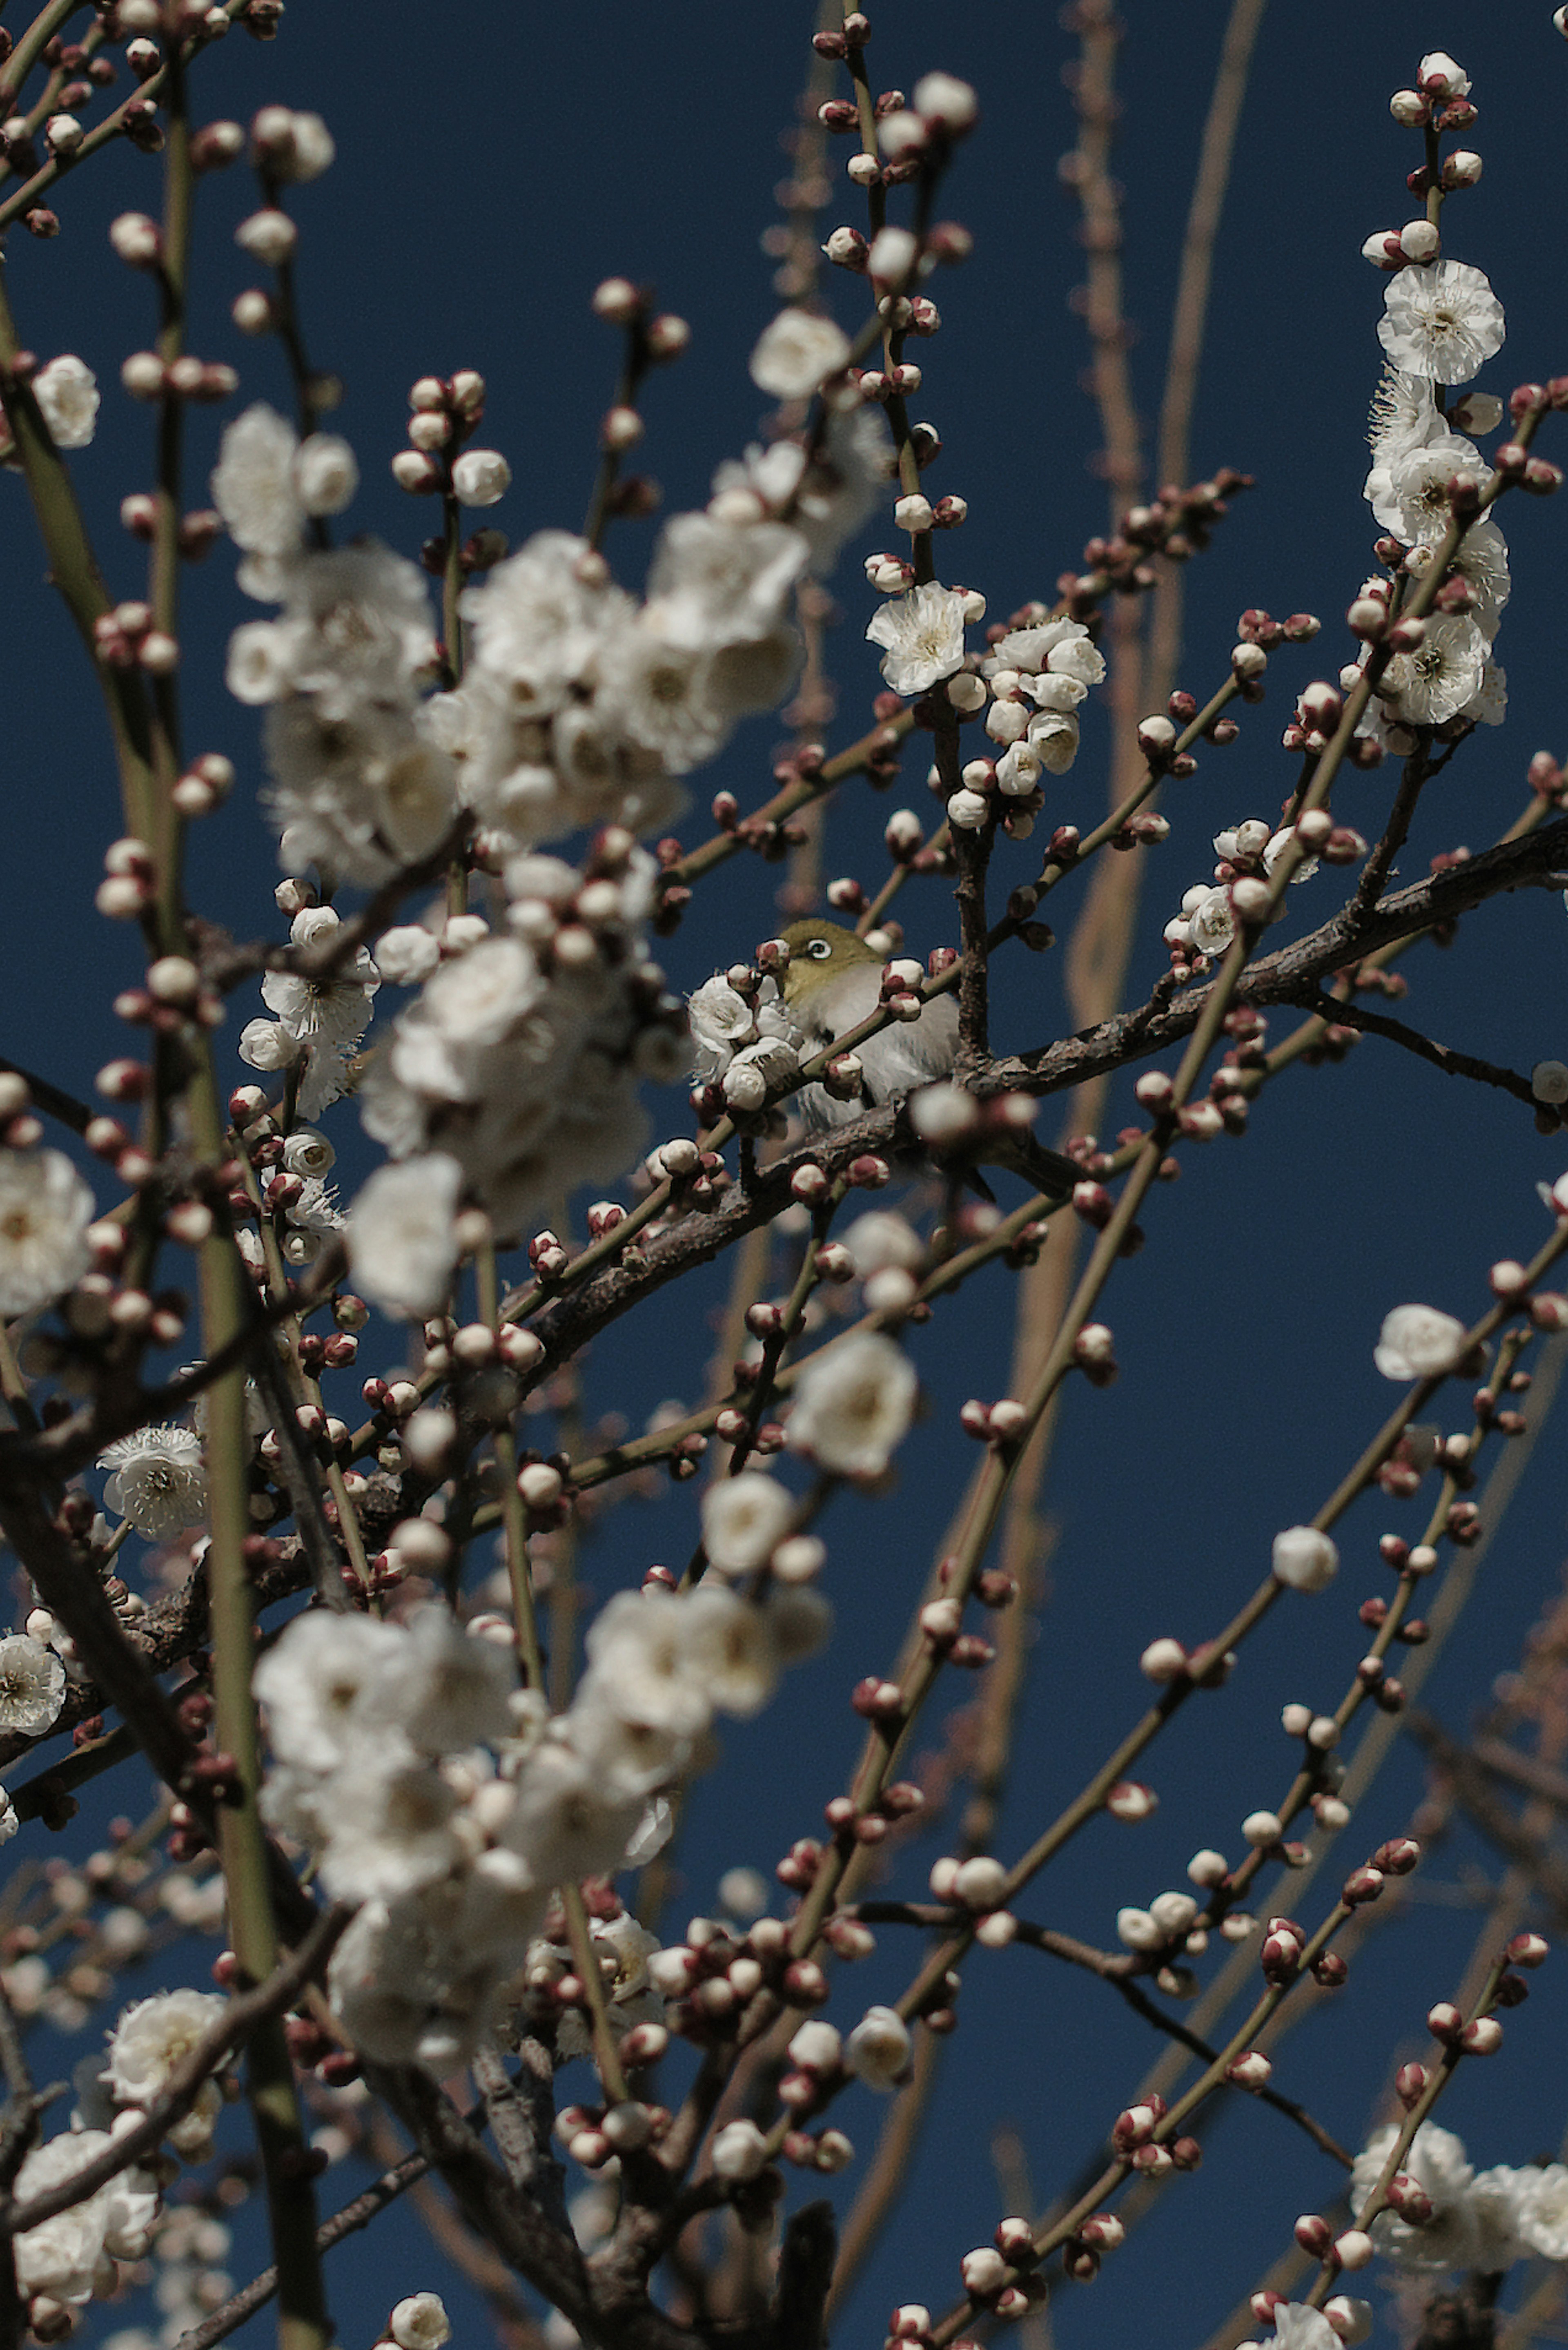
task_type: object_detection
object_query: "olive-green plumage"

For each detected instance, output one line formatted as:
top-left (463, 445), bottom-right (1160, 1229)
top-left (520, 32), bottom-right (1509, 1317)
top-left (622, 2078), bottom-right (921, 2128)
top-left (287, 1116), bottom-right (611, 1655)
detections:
top-left (777, 919), bottom-right (1074, 1197)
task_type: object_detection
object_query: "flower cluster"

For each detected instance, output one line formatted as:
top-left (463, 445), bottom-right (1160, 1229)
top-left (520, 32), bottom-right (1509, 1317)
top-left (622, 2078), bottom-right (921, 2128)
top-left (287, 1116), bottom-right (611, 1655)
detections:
top-left (350, 838), bottom-right (686, 1308)
top-left (1356, 57), bottom-right (1508, 741)
top-left (238, 900), bottom-right (381, 1121)
top-left (258, 1582), bottom-right (823, 2070)
top-left (686, 969), bottom-right (804, 1112)
top-left (1352, 2121), bottom-right (1568, 2273)
top-left (12, 2127), bottom-right (160, 2311)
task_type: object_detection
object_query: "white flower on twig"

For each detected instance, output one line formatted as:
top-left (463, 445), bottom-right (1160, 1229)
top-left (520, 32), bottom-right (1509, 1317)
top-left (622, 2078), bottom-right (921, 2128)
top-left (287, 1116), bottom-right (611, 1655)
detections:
top-left (0, 1148), bottom-right (93, 1316)
top-left (1374, 1303), bottom-right (1469, 1380)
top-left (787, 1332), bottom-right (918, 1478)
top-left (98, 1426), bottom-right (207, 1539)
top-left (33, 355), bottom-right (98, 450)
top-left (0, 1635), bottom-right (65, 1736)
top-left (1379, 259), bottom-right (1504, 385)
top-left (866, 581), bottom-right (969, 696)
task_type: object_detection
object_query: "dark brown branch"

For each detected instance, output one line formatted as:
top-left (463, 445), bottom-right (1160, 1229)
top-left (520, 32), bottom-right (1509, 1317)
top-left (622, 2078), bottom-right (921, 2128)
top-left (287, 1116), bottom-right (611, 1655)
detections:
top-left (0, 1060), bottom-right (92, 1139)
top-left (851, 1903), bottom-right (1352, 2167)
top-left (1288, 991), bottom-right (1539, 1106)
top-left (171, 2100), bottom-right (492, 2350)
top-left (0, 1904), bottom-right (349, 2238)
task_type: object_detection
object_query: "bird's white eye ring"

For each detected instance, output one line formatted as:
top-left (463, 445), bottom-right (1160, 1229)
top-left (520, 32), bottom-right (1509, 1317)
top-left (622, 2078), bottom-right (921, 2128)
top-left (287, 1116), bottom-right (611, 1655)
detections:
top-left (805, 936), bottom-right (833, 959)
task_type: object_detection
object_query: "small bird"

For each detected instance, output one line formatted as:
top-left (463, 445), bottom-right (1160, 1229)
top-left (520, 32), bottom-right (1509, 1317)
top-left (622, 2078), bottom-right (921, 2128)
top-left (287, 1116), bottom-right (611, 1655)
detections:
top-left (777, 917), bottom-right (1077, 1197)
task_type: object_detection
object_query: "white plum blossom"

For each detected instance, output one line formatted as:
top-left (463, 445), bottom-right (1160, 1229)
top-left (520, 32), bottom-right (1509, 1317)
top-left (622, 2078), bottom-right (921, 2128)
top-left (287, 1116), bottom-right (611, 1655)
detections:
top-left (687, 973), bottom-right (800, 1089)
top-left (1352, 2122), bottom-right (1478, 2272)
top-left (376, 1604), bottom-right (515, 1754)
top-left (254, 1608), bottom-right (406, 1775)
top-left (359, 852), bottom-right (671, 1241)
top-left (13, 2129), bottom-right (160, 2303)
top-left (984, 615), bottom-right (1106, 693)
top-left (258, 904), bottom-right (380, 1117)
top-left (712, 405), bottom-right (891, 574)
top-left (1267, 2310), bottom-right (1339, 2350)
top-left (390, 2294), bottom-right (453, 2350)
top-left (1271, 1527), bottom-right (1339, 1593)
top-left (844, 2004), bottom-right (912, 2090)
top-left (451, 448), bottom-right (511, 506)
top-left (1188, 885), bottom-right (1237, 959)
top-left (787, 1332), bottom-right (918, 1477)
top-left (33, 354), bottom-right (99, 449)
top-left (211, 401), bottom-right (309, 591)
top-left (1379, 259), bottom-right (1505, 384)
top-left (1374, 1303), bottom-right (1469, 1380)
top-left (687, 977), bottom-right (757, 1081)
top-left (105, 1989), bottom-right (227, 2108)
top-left (314, 1751), bottom-right (464, 1903)
top-left (98, 1425), bottom-right (207, 1539)
top-left (0, 1634), bottom-right (65, 1736)
top-left (866, 581), bottom-right (969, 696)
top-left (0, 1147), bottom-right (94, 1315)
top-left (1370, 431), bottom-right (1483, 540)
top-left (748, 308), bottom-right (852, 399)
top-left (702, 1473), bottom-right (795, 1577)
top-left (1517, 2164), bottom-right (1568, 2260)
top-left (646, 511), bottom-right (810, 654)
top-left (1378, 612), bottom-right (1489, 725)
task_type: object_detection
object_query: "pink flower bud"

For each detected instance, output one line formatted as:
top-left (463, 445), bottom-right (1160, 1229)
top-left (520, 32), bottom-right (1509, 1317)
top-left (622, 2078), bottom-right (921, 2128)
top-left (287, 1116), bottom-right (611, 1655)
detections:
top-left (1226, 2049), bottom-right (1272, 2091)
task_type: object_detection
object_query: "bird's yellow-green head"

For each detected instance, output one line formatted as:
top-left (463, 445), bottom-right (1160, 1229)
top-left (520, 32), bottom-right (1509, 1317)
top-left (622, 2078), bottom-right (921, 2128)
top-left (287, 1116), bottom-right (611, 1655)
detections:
top-left (778, 917), bottom-right (878, 1007)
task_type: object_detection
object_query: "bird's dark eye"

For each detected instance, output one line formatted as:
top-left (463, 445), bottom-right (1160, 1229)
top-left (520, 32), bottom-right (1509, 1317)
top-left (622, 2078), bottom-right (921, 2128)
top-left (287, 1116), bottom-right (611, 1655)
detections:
top-left (806, 937), bottom-right (833, 959)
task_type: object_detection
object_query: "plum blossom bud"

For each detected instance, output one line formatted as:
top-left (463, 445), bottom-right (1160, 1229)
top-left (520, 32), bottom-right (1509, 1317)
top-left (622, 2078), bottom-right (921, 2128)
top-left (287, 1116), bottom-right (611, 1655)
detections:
top-left (1398, 219), bottom-right (1440, 262)
top-left (1324, 2298), bottom-right (1373, 2346)
top-left (867, 226), bottom-right (918, 288)
top-left (392, 450), bottom-right (442, 494)
top-left (1531, 1061), bottom-right (1568, 1104)
top-left (1074, 1323), bottom-right (1114, 1366)
top-left (1187, 1848), bottom-right (1228, 1887)
top-left (953, 1857), bottom-right (1007, 1911)
top-left (236, 208), bottom-right (297, 266)
top-left (1390, 89), bottom-right (1429, 125)
top-left (1443, 151), bottom-right (1483, 188)
top-left (845, 2005), bottom-right (910, 2089)
top-left (1271, 1525), bottom-right (1339, 1592)
top-left (1417, 52), bottom-right (1469, 98)
top-left (960, 2247), bottom-right (1008, 2301)
top-left (1461, 2015), bottom-right (1503, 2053)
top-left (1115, 1908), bottom-right (1162, 1952)
top-left (1508, 1931), bottom-right (1550, 1968)
top-left (1242, 1810), bottom-right (1283, 1848)
top-left (1334, 2232), bottom-right (1375, 2272)
top-left (452, 449), bottom-right (511, 506)
top-left (789, 2020), bottom-right (841, 2071)
top-left (1139, 1638), bottom-right (1187, 1684)
top-left (1226, 2049), bottom-right (1272, 2090)
top-left (1362, 231), bottom-right (1404, 271)
top-left (712, 2120), bottom-right (769, 2179)
top-left (110, 212), bottom-right (163, 266)
top-left (1105, 1781), bottom-right (1158, 1822)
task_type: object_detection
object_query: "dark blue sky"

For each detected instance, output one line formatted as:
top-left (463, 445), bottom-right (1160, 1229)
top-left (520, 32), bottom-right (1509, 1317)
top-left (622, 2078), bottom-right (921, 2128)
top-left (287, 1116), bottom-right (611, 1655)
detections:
top-left (5, 5), bottom-right (1568, 2348)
